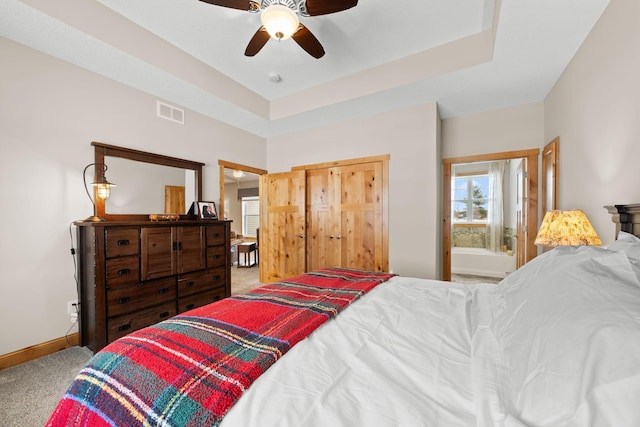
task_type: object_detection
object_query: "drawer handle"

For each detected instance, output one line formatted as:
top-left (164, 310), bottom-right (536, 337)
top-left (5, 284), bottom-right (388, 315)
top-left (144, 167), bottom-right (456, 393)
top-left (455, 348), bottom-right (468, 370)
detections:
top-left (159, 312), bottom-right (170, 319)
top-left (213, 296), bottom-right (221, 302)
top-left (185, 304), bottom-right (195, 310)
top-left (118, 324), bottom-right (131, 332)
top-left (117, 297), bottom-right (130, 304)
top-left (212, 233), bottom-right (220, 238)
top-left (185, 281), bottom-right (195, 288)
top-left (212, 255), bottom-right (221, 259)
top-left (159, 287), bottom-right (170, 294)
top-left (213, 275), bottom-right (221, 281)
top-left (118, 268), bottom-right (131, 276)
top-left (117, 239), bottom-right (130, 246)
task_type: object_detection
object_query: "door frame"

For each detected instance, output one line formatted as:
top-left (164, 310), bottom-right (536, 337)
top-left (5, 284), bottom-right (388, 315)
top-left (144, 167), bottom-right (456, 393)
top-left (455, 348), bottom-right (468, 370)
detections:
top-left (218, 160), bottom-right (268, 221)
top-left (442, 149), bottom-right (539, 281)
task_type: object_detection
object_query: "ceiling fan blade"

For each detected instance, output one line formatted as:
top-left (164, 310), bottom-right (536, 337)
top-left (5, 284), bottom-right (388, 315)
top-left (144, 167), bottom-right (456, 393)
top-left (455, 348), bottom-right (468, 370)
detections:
top-left (245, 27), bottom-right (270, 56)
top-left (304, 0), bottom-right (357, 16)
top-left (292, 24), bottom-right (325, 58)
top-left (198, 0), bottom-right (256, 12)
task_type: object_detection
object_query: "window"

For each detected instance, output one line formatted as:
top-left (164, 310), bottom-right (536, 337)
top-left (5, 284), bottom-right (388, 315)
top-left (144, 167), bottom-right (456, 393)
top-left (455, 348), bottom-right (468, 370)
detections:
top-left (242, 196), bottom-right (260, 238)
top-left (452, 175), bottom-right (489, 222)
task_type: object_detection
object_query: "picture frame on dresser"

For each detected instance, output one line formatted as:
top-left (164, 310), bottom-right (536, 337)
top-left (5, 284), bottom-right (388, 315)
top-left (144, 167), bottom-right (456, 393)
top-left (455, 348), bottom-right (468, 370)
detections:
top-left (198, 201), bottom-right (218, 219)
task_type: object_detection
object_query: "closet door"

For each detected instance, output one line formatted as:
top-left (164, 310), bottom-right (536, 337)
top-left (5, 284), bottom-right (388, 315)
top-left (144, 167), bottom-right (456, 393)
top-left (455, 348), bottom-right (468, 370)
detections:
top-left (306, 160), bottom-right (387, 273)
top-left (307, 167), bottom-right (341, 270)
top-left (260, 171), bottom-right (307, 283)
top-left (338, 162), bottom-right (386, 272)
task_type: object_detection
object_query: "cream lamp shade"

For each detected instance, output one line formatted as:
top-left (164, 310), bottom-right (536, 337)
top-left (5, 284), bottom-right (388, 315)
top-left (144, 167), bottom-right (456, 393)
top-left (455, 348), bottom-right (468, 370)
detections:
top-left (534, 209), bottom-right (602, 247)
top-left (261, 4), bottom-right (299, 40)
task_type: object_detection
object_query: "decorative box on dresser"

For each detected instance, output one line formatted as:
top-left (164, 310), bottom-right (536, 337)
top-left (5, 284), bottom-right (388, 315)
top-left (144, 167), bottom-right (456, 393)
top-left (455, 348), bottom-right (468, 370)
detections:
top-left (76, 220), bottom-right (231, 352)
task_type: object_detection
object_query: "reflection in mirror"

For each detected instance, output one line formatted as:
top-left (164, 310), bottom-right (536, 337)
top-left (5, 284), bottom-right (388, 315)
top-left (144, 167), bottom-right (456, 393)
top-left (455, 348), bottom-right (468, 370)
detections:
top-left (105, 156), bottom-right (196, 214)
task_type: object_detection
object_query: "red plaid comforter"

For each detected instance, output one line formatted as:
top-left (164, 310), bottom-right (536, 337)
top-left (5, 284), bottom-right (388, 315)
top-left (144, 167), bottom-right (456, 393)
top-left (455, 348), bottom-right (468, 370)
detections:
top-left (46, 268), bottom-right (395, 427)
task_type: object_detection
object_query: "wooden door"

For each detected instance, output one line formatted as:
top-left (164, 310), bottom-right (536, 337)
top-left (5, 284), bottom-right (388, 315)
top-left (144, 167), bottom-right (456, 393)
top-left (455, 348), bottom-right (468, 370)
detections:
top-left (515, 160), bottom-right (528, 269)
top-left (141, 227), bottom-right (176, 280)
top-left (306, 167), bottom-right (341, 270)
top-left (338, 162), bottom-right (386, 272)
top-left (260, 171), bottom-right (306, 283)
top-left (177, 226), bottom-right (206, 274)
top-left (165, 185), bottom-right (185, 214)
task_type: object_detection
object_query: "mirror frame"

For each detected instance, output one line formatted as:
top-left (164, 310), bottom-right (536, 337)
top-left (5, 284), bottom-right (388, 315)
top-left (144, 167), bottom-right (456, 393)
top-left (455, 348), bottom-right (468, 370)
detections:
top-left (92, 141), bottom-right (204, 221)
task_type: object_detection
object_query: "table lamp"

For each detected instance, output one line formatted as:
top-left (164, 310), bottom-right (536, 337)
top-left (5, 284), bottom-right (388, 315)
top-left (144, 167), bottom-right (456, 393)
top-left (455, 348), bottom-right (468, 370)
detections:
top-left (534, 209), bottom-right (601, 247)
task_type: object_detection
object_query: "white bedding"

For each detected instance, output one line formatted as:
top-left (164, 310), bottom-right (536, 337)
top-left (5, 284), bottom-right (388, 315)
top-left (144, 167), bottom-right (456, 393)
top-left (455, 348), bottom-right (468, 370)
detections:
top-left (221, 246), bottom-right (640, 427)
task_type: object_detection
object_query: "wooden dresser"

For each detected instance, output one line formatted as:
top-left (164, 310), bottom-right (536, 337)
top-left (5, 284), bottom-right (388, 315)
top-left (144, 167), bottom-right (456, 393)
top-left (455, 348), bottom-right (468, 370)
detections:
top-left (75, 220), bottom-right (231, 352)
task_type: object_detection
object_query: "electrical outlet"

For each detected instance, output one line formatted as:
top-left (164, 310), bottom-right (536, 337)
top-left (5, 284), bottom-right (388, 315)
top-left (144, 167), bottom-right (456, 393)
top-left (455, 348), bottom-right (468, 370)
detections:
top-left (67, 299), bottom-right (79, 316)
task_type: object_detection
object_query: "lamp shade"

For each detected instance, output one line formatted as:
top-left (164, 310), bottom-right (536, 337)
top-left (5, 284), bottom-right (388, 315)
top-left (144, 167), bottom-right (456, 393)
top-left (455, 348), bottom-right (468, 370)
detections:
top-left (261, 4), bottom-right (299, 40)
top-left (534, 209), bottom-right (602, 247)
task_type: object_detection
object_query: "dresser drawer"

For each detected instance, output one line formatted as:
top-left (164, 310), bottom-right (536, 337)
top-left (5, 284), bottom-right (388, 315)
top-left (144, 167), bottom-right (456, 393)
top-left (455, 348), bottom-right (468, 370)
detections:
top-left (178, 267), bottom-right (226, 297)
top-left (206, 224), bottom-right (226, 246)
top-left (107, 277), bottom-right (176, 317)
top-left (105, 228), bottom-right (139, 258)
top-left (107, 301), bottom-right (176, 342)
top-left (105, 257), bottom-right (140, 288)
top-left (178, 287), bottom-right (226, 313)
top-left (207, 245), bottom-right (226, 268)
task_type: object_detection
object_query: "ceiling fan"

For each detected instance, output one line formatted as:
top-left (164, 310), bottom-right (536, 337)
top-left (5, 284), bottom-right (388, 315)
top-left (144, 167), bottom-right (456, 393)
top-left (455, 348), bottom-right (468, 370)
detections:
top-left (198, 0), bottom-right (358, 58)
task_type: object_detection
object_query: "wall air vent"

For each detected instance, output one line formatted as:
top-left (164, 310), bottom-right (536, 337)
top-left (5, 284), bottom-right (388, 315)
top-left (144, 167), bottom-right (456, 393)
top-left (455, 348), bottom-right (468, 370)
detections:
top-left (156, 101), bottom-right (184, 124)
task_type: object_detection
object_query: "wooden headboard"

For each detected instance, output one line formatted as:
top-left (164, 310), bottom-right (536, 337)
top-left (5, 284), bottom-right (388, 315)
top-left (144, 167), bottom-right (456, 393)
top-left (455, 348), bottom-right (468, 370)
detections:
top-left (606, 204), bottom-right (640, 238)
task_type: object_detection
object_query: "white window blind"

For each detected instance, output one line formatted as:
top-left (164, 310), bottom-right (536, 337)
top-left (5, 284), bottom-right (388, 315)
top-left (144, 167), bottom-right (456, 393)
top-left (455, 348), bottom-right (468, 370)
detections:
top-left (242, 197), bottom-right (260, 238)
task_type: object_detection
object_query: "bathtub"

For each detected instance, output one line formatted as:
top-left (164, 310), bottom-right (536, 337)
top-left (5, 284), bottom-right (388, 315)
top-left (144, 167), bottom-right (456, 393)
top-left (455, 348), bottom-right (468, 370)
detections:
top-left (451, 247), bottom-right (516, 278)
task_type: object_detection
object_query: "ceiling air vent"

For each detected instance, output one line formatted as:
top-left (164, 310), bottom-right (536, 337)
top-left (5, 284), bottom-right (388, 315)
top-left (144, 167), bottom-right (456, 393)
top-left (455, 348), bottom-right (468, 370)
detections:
top-left (156, 101), bottom-right (184, 124)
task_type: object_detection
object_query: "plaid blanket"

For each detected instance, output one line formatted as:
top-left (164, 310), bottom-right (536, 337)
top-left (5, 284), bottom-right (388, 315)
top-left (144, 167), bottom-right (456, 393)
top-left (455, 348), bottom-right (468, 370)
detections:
top-left (46, 268), bottom-right (395, 427)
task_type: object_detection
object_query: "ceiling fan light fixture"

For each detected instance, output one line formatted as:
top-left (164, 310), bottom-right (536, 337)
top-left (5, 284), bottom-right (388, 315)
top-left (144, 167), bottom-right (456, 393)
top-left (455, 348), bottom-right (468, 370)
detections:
top-left (261, 4), bottom-right (299, 40)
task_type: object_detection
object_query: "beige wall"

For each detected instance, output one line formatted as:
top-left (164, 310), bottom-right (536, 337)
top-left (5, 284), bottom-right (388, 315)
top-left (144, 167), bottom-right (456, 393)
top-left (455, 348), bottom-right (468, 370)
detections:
top-left (442, 102), bottom-right (544, 159)
top-left (544, 0), bottom-right (640, 245)
top-left (266, 103), bottom-right (442, 280)
top-left (0, 38), bottom-right (266, 355)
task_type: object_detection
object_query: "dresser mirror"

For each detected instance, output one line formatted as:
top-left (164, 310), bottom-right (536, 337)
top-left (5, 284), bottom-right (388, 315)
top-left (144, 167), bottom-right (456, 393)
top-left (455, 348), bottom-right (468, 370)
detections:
top-left (92, 142), bottom-right (204, 221)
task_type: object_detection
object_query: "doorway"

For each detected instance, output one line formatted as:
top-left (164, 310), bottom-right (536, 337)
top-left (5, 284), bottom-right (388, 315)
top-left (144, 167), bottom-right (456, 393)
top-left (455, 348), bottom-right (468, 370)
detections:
top-left (218, 160), bottom-right (267, 294)
top-left (443, 149), bottom-right (539, 282)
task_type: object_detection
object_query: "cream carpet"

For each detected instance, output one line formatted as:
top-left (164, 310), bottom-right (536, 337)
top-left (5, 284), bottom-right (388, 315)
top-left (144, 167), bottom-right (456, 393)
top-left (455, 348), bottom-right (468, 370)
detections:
top-left (0, 346), bottom-right (94, 426)
top-left (231, 264), bottom-right (263, 295)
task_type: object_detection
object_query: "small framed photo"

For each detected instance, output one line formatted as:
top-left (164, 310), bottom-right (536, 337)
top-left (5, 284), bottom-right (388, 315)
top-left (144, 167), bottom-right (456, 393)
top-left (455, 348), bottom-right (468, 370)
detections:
top-left (197, 201), bottom-right (218, 219)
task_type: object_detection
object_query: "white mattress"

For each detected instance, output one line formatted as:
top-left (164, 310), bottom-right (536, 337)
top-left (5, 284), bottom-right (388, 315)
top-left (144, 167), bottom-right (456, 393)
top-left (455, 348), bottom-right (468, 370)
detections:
top-left (221, 245), bottom-right (640, 426)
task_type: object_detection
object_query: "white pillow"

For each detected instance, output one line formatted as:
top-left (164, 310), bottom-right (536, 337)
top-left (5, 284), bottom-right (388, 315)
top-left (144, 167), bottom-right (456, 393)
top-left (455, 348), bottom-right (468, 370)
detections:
top-left (484, 247), bottom-right (640, 426)
top-left (608, 231), bottom-right (640, 261)
top-left (617, 230), bottom-right (640, 241)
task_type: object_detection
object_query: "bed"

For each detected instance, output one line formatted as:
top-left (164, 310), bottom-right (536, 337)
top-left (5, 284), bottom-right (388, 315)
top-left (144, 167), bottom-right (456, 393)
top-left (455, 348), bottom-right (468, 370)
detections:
top-left (47, 205), bottom-right (640, 426)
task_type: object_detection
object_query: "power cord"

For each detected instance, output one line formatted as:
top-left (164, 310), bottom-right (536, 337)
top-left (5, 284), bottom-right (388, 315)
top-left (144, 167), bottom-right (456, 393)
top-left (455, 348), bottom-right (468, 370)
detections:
top-left (66, 221), bottom-right (81, 346)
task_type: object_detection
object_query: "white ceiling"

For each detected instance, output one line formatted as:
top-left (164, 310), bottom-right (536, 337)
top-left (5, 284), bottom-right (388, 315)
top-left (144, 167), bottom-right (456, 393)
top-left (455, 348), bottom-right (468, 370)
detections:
top-left (1, 0), bottom-right (610, 138)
